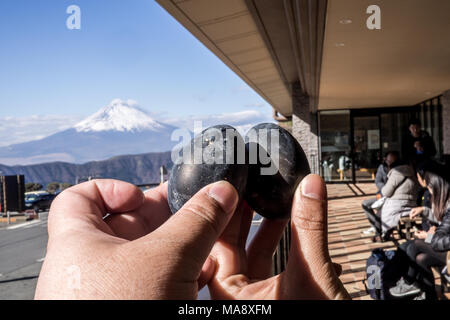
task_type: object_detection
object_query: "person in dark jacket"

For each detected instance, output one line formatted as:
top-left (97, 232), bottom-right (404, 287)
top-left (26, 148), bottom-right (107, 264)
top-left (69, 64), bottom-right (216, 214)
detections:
top-left (389, 168), bottom-right (450, 299)
top-left (401, 118), bottom-right (436, 163)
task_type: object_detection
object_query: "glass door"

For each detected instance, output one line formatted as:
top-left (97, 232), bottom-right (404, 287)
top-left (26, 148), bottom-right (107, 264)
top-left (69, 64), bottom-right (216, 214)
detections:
top-left (352, 115), bottom-right (381, 181)
top-left (319, 111), bottom-right (352, 182)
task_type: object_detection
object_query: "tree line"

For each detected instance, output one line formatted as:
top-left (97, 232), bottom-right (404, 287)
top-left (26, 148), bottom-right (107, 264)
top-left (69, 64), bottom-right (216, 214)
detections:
top-left (25, 182), bottom-right (73, 194)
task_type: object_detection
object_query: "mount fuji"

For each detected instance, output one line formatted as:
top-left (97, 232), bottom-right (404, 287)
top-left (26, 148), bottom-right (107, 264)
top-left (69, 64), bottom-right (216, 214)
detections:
top-left (0, 99), bottom-right (178, 165)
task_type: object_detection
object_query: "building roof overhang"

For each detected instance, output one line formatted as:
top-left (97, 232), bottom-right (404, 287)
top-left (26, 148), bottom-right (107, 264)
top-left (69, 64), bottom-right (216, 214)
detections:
top-left (156, 0), bottom-right (450, 114)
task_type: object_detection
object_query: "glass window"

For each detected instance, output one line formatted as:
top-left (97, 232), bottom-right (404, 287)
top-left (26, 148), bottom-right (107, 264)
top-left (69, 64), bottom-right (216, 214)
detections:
top-left (381, 104), bottom-right (442, 163)
top-left (319, 111), bottom-right (351, 181)
top-left (318, 101), bottom-right (442, 183)
top-left (418, 102), bottom-right (442, 159)
top-left (353, 116), bottom-right (380, 181)
top-left (380, 112), bottom-right (409, 157)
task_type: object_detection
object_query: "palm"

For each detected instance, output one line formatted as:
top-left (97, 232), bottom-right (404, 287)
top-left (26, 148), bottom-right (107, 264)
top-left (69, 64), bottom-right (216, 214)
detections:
top-left (207, 175), bottom-right (350, 300)
top-left (101, 183), bottom-right (172, 241)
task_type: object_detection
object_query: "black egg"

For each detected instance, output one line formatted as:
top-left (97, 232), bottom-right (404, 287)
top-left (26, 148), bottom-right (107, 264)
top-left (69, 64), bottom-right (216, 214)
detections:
top-left (244, 123), bottom-right (310, 219)
top-left (168, 125), bottom-right (248, 214)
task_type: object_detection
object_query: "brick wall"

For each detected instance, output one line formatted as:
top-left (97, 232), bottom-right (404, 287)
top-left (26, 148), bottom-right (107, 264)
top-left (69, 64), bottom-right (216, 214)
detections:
top-left (291, 83), bottom-right (320, 174)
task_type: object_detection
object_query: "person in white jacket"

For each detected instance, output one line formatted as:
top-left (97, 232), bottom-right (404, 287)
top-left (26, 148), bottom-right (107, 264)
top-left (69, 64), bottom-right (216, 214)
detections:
top-left (362, 151), bottom-right (399, 238)
top-left (378, 163), bottom-right (420, 241)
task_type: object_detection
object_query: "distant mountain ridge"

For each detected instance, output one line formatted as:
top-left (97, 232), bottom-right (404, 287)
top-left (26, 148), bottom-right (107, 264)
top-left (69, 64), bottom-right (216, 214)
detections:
top-left (0, 151), bottom-right (174, 186)
top-left (0, 98), bottom-right (274, 167)
top-left (74, 99), bottom-right (168, 133)
top-left (0, 99), bottom-right (178, 165)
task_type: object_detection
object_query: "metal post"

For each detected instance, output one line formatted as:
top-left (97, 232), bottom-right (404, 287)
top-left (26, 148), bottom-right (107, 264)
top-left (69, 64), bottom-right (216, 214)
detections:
top-left (272, 223), bottom-right (291, 275)
top-left (7, 211), bottom-right (10, 225)
top-left (160, 166), bottom-right (167, 185)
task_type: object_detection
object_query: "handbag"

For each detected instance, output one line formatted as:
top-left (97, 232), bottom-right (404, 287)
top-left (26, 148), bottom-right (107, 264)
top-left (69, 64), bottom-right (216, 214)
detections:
top-left (371, 197), bottom-right (386, 209)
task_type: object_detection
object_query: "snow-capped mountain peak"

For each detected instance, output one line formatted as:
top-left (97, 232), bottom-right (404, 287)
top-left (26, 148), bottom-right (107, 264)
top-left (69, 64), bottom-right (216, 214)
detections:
top-left (74, 99), bottom-right (167, 133)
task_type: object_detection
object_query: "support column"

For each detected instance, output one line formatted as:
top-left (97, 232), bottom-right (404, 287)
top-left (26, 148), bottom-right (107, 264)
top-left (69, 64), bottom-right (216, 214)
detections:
top-left (291, 82), bottom-right (320, 174)
top-left (271, 83), bottom-right (321, 276)
top-left (442, 90), bottom-right (450, 161)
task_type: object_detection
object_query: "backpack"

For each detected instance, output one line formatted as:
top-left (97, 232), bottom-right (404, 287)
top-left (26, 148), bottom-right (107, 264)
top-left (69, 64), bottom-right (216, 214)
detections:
top-left (364, 248), bottom-right (408, 300)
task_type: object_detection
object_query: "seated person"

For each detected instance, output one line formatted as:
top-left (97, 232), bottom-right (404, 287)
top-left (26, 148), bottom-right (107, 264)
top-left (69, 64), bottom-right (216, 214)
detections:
top-left (362, 151), bottom-right (399, 237)
top-left (409, 160), bottom-right (441, 230)
top-left (390, 168), bottom-right (450, 299)
top-left (378, 161), bottom-right (419, 241)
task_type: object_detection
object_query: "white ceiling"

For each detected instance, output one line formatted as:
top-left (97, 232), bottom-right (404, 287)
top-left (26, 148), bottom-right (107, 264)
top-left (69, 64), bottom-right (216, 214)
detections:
top-left (158, 0), bottom-right (450, 113)
top-left (319, 0), bottom-right (450, 110)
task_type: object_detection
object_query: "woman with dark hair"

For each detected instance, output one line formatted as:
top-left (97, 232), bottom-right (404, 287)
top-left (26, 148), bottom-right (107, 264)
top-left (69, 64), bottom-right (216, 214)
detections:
top-left (409, 160), bottom-right (442, 230)
top-left (389, 166), bottom-right (450, 299)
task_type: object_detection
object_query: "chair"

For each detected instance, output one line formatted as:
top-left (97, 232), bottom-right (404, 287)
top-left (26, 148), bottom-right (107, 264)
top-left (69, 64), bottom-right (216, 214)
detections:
top-left (359, 168), bottom-right (376, 180)
top-left (398, 217), bottom-right (418, 240)
top-left (442, 252), bottom-right (450, 293)
top-left (441, 266), bottom-right (450, 293)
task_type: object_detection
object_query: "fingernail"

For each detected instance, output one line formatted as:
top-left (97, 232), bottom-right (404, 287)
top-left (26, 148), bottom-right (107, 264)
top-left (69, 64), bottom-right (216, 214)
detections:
top-left (202, 255), bottom-right (217, 271)
top-left (208, 181), bottom-right (239, 215)
top-left (301, 174), bottom-right (325, 200)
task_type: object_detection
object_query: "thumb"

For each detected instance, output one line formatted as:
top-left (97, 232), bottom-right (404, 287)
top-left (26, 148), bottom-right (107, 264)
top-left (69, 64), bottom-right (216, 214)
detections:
top-left (152, 181), bottom-right (239, 273)
top-left (285, 174), bottom-right (350, 299)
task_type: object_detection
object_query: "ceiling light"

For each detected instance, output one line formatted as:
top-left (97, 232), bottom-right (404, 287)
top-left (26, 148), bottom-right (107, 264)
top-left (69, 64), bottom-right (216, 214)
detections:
top-left (339, 19), bottom-right (352, 24)
top-left (335, 43), bottom-right (345, 47)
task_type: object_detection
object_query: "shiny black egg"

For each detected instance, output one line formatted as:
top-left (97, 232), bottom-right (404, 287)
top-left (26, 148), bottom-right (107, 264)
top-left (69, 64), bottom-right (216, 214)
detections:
top-left (168, 125), bottom-right (248, 214)
top-left (244, 123), bottom-right (310, 219)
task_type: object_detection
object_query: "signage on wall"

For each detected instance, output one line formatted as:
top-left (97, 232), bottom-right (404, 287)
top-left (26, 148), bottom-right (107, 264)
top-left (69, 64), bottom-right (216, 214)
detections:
top-left (367, 130), bottom-right (380, 150)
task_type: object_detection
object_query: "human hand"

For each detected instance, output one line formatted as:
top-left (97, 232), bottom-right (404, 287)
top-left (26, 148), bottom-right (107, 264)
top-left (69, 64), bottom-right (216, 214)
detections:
top-left (414, 230), bottom-right (428, 240)
top-left (414, 141), bottom-right (424, 153)
top-left (428, 226), bottom-right (436, 234)
top-left (376, 193), bottom-right (382, 200)
top-left (35, 179), bottom-right (238, 299)
top-left (410, 207), bottom-right (424, 219)
top-left (206, 174), bottom-right (350, 300)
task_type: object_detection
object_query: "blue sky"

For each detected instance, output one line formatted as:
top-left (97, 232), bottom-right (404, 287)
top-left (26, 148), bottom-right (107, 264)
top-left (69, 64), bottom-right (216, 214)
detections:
top-left (0, 0), bottom-right (272, 145)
